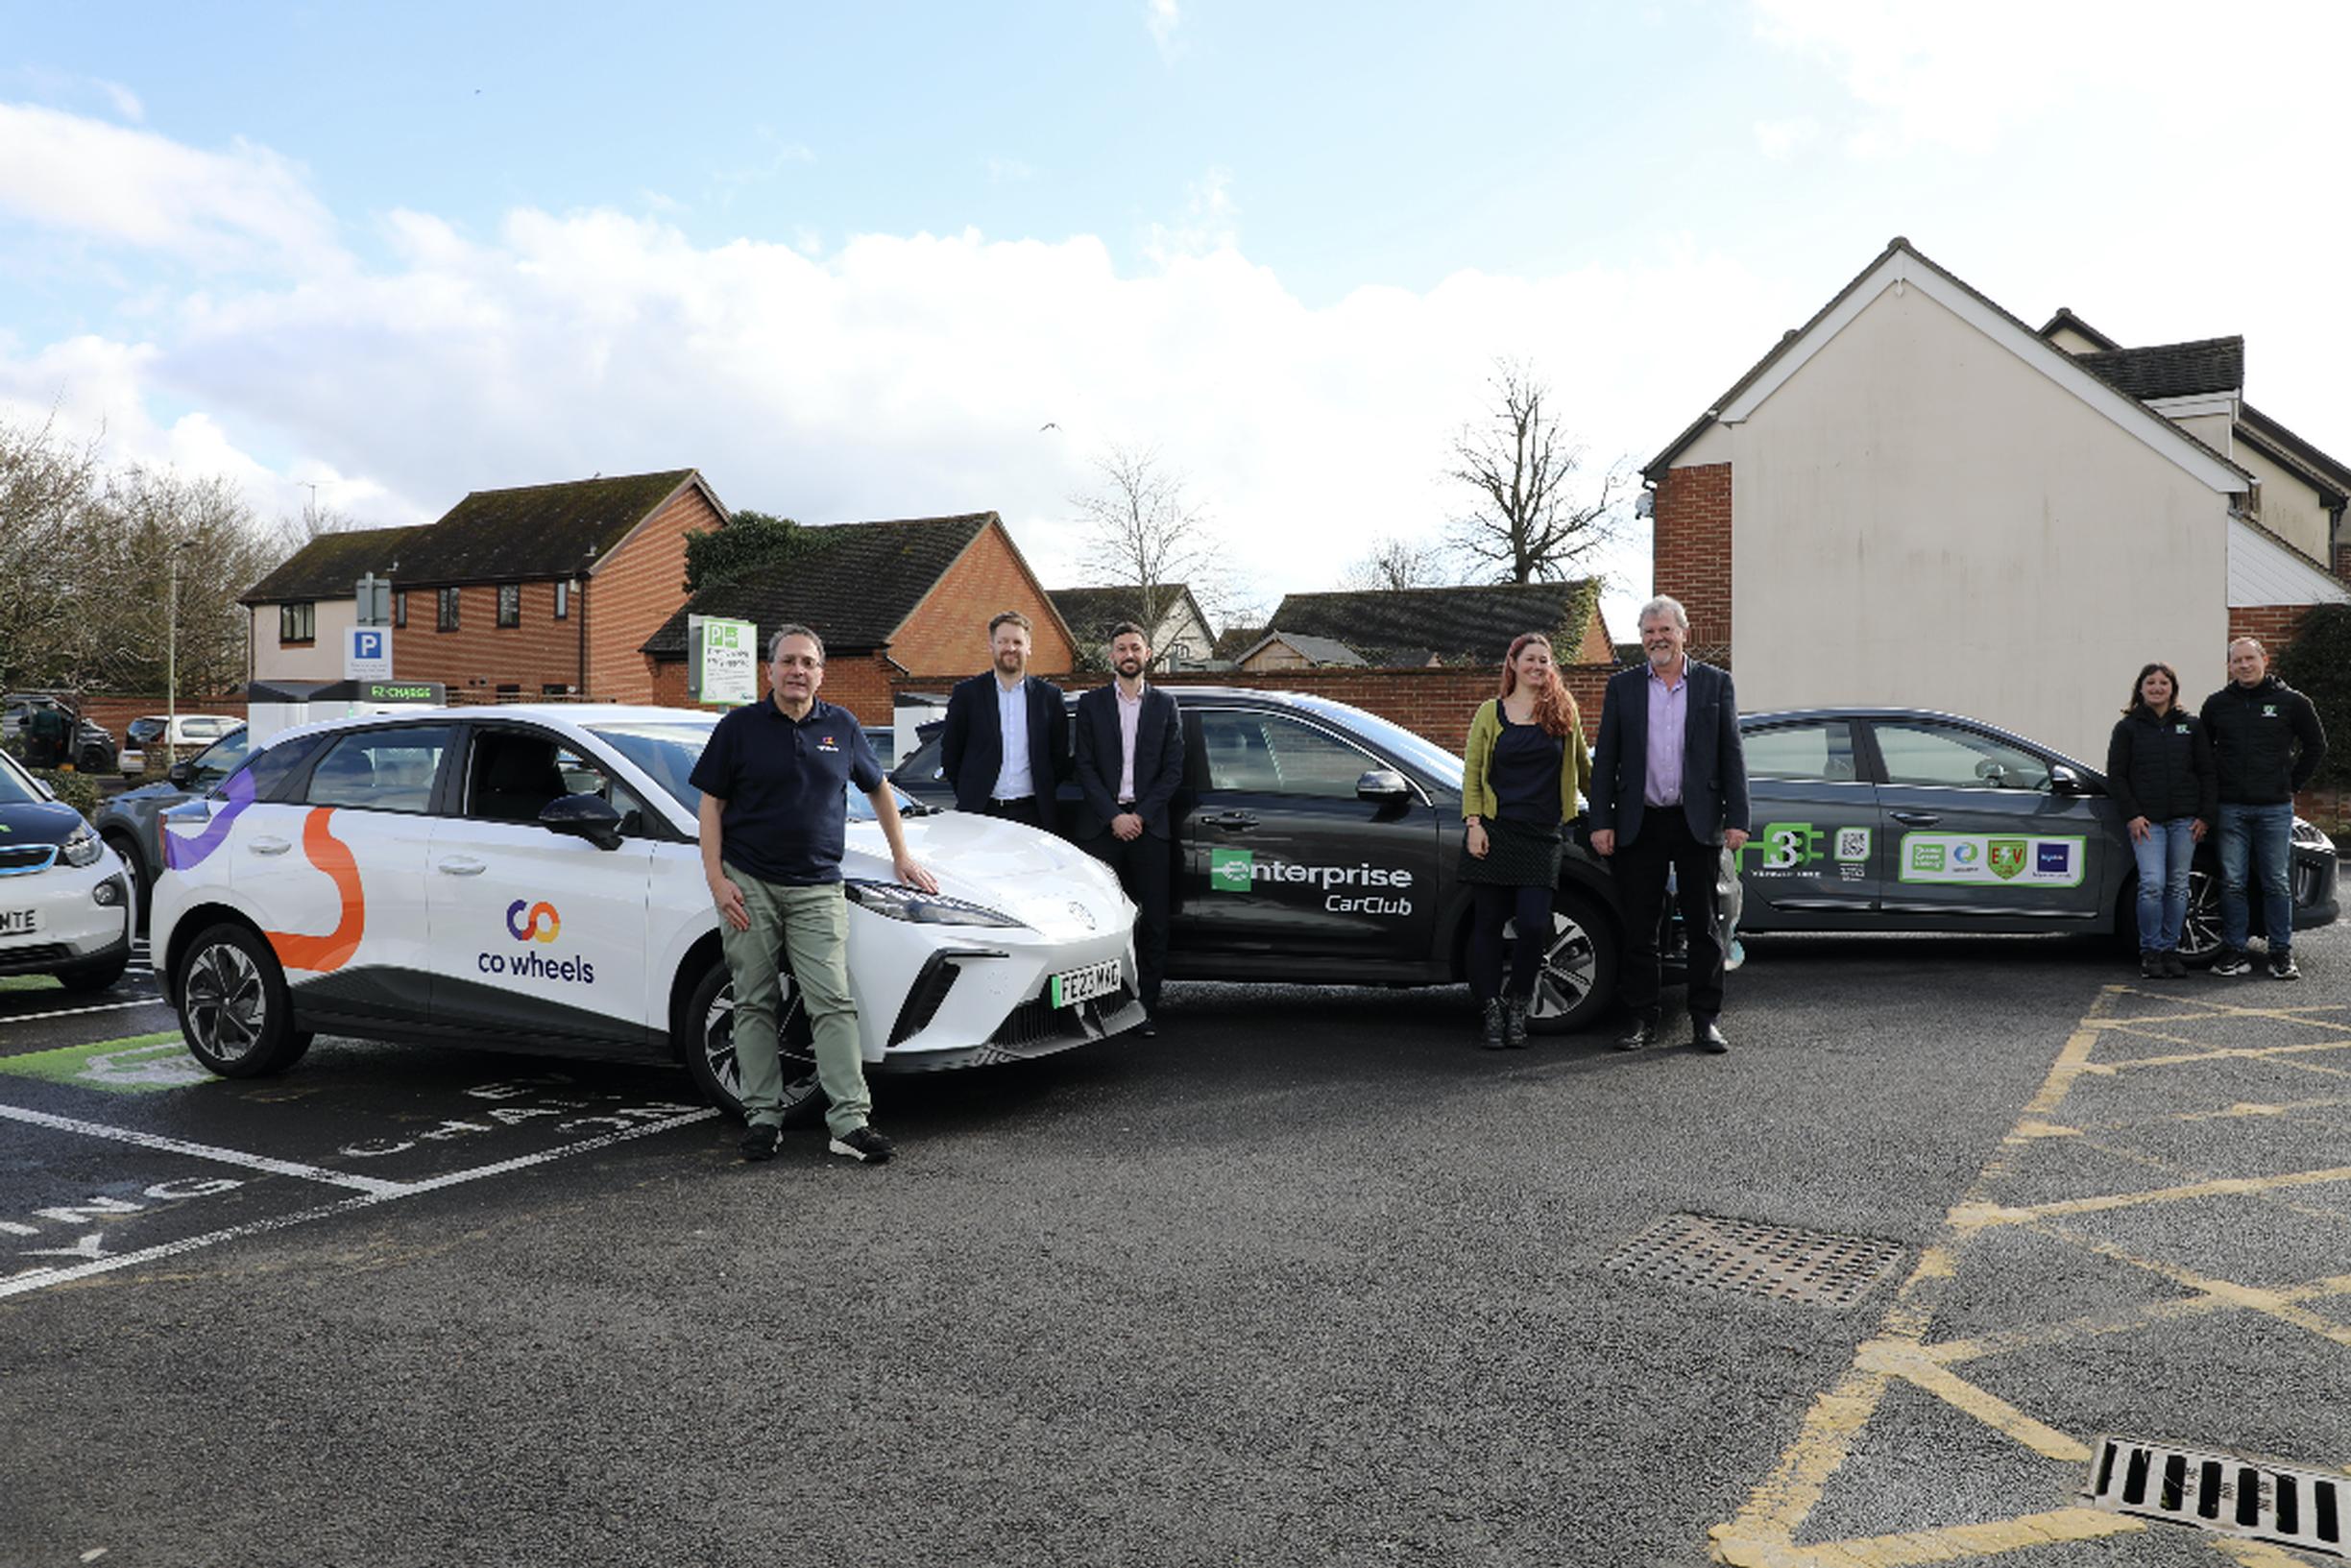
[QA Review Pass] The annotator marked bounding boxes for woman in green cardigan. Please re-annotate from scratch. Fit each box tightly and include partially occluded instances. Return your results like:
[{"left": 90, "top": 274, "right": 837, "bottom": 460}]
[{"left": 1461, "top": 631, "right": 1593, "bottom": 1048}]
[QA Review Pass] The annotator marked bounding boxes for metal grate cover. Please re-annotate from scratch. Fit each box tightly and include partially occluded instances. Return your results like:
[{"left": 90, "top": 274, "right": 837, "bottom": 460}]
[
  {"left": 1604, "top": 1213, "right": 1904, "bottom": 1308},
  {"left": 2087, "top": 1435, "right": 2346, "bottom": 1557}
]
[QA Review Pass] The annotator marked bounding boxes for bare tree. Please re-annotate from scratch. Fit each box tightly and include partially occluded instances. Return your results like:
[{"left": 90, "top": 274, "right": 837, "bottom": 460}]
[
  {"left": 1069, "top": 443, "right": 1234, "bottom": 667},
  {"left": 1444, "top": 360, "right": 1628, "bottom": 583},
  {"left": 1340, "top": 534, "right": 1453, "bottom": 591},
  {"left": 0, "top": 413, "right": 106, "bottom": 695}
]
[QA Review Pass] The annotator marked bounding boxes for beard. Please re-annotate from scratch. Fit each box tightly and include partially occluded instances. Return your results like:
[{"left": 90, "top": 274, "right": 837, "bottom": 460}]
[
  {"left": 995, "top": 651, "right": 1025, "bottom": 675},
  {"left": 1115, "top": 656, "right": 1145, "bottom": 678}
]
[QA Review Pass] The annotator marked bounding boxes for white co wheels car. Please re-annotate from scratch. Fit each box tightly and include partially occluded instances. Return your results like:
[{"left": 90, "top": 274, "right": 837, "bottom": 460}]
[
  {"left": 0, "top": 747, "right": 133, "bottom": 991},
  {"left": 152, "top": 706, "right": 1144, "bottom": 1119}
]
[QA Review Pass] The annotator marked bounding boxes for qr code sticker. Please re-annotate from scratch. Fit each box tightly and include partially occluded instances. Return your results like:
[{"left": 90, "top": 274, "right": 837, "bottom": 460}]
[{"left": 1834, "top": 827, "right": 1872, "bottom": 862}]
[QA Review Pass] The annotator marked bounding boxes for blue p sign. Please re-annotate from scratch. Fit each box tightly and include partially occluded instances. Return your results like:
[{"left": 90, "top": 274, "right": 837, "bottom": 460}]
[{"left": 354, "top": 631, "right": 384, "bottom": 660}]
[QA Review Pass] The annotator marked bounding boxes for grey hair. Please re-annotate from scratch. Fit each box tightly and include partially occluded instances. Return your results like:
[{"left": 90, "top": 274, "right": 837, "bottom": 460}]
[
  {"left": 767, "top": 624, "right": 825, "bottom": 663},
  {"left": 1636, "top": 595, "right": 1690, "bottom": 633}
]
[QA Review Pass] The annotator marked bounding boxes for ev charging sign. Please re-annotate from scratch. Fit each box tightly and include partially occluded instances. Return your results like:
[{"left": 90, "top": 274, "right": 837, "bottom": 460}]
[{"left": 344, "top": 627, "right": 393, "bottom": 681}]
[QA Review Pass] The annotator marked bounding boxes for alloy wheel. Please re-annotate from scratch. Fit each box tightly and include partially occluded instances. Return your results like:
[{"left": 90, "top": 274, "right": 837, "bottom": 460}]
[{"left": 184, "top": 941, "right": 266, "bottom": 1064}]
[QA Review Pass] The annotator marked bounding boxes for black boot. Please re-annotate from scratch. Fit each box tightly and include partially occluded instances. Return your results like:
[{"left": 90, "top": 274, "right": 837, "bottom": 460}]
[
  {"left": 1478, "top": 998, "right": 1506, "bottom": 1049},
  {"left": 1502, "top": 992, "right": 1531, "bottom": 1048}
]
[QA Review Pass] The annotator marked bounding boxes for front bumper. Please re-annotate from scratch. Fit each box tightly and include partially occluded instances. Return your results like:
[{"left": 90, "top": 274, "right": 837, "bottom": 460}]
[
  {"left": 0, "top": 865, "right": 133, "bottom": 976},
  {"left": 2290, "top": 843, "right": 2339, "bottom": 930}
]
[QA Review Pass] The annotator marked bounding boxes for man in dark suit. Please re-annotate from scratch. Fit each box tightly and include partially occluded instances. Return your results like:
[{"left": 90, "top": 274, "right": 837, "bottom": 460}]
[
  {"left": 1073, "top": 621, "right": 1186, "bottom": 1035},
  {"left": 1588, "top": 594, "right": 1751, "bottom": 1054},
  {"left": 939, "top": 610, "right": 1069, "bottom": 831}
]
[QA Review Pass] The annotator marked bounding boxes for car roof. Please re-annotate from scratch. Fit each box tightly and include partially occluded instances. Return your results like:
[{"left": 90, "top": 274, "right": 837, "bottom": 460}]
[{"left": 261, "top": 703, "right": 721, "bottom": 748}]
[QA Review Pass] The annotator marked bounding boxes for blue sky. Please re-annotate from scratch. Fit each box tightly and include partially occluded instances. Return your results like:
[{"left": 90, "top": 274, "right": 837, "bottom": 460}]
[{"left": 3, "top": 1, "right": 2346, "bottom": 635}]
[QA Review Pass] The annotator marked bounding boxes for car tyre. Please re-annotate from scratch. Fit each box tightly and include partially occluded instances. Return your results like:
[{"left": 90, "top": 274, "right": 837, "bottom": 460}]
[
  {"left": 1521, "top": 887, "right": 1620, "bottom": 1035},
  {"left": 175, "top": 923, "right": 309, "bottom": 1077},
  {"left": 2175, "top": 868, "right": 2222, "bottom": 966},
  {"left": 678, "top": 953, "right": 825, "bottom": 1128},
  {"left": 58, "top": 951, "right": 130, "bottom": 992}
]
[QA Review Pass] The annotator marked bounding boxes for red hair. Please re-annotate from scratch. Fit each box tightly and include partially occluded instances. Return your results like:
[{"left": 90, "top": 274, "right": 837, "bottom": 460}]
[{"left": 1499, "top": 633, "right": 1576, "bottom": 738}]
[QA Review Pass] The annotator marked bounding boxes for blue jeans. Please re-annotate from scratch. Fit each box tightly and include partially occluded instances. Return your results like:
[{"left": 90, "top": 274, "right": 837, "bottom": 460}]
[
  {"left": 2217, "top": 802, "right": 2294, "bottom": 954},
  {"left": 2131, "top": 818, "right": 2198, "bottom": 952}
]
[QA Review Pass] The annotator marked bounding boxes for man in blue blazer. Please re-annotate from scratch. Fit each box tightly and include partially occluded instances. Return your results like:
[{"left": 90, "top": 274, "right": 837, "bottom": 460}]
[
  {"left": 1073, "top": 621, "right": 1186, "bottom": 1034},
  {"left": 939, "top": 610, "right": 1070, "bottom": 831},
  {"left": 1588, "top": 595, "right": 1751, "bottom": 1053}
]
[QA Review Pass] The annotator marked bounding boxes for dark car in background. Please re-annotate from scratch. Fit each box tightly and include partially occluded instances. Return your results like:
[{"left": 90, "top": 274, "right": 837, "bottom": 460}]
[
  {"left": 893, "top": 693, "right": 2339, "bottom": 1032},
  {"left": 92, "top": 722, "right": 249, "bottom": 928},
  {"left": 2, "top": 694, "right": 117, "bottom": 774}
]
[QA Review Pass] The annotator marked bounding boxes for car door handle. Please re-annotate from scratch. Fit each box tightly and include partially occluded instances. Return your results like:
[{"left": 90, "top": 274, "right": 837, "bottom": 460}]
[
  {"left": 1890, "top": 811, "right": 1941, "bottom": 827},
  {"left": 1200, "top": 811, "right": 1257, "bottom": 831},
  {"left": 250, "top": 836, "right": 292, "bottom": 856},
  {"left": 437, "top": 856, "right": 488, "bottom": 877}
]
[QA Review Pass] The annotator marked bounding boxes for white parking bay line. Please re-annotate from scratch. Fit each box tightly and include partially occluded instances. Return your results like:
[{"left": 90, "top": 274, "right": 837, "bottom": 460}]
[
  {"left": 0, "top": 998, "right": 172, "bottom": 1025},
  {"left": 0, "top": 1103, "right": 406, "bottom": 1195},
  {"left": 0, "top": 1103, "right": 720, "bottom": 1300}
]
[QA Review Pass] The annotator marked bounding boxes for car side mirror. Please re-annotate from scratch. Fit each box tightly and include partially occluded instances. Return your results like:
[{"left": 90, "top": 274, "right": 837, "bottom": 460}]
[
  {"left": 2048, "top": 764, "right": 2091, "bottom": 796},
  {"left": 540, "top": 792, "right": 624, "bottom": 851},
  {"left": 167, "top": 761, "right": 193, "bottom": 788},
  {"left": 1356, "top": 767, "right": 1411, "bottom": 802}
]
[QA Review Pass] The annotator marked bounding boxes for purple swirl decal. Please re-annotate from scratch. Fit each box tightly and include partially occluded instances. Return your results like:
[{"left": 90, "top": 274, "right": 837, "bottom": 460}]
[{"left": 162, "top": 768, "right": 258, "bottom": 872}]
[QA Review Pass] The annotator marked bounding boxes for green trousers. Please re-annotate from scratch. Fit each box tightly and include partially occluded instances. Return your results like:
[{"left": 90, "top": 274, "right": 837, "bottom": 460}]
[{"left": 719, "top": 865, "right": 869, "bottom": 1137}]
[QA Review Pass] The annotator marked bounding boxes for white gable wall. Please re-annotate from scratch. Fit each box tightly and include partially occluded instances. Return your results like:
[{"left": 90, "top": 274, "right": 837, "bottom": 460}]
[
  {"left": 2237, "top": 443, "right": 2338, "bottom": 563},
  {"left": 1722, "top": 280, "right": 2231, "bottom": 763}
]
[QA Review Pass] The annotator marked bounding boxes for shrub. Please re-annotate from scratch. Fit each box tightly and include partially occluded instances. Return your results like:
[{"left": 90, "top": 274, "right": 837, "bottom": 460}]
[{"left": 2275, "top": 603, "right": 2351, "bottom": 790}]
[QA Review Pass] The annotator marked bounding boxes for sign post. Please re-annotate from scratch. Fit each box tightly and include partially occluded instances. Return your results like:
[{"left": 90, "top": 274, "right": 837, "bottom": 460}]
[
  {"left": 688, "top": 616, "right": 758, "bottom": 707},
  {"left": 344, "top": 627, "right": 393, "bottom": 682}
]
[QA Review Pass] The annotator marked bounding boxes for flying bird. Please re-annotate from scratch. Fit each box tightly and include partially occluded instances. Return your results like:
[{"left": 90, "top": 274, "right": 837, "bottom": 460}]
[{"left": 1039, "top": 422, "right": 1059, "bottom": 432}]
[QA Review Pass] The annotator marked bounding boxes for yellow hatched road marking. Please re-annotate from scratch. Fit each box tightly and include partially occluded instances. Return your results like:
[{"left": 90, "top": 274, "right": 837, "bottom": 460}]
[
  {"left": 1713, "top": 1508, "right": 2145, "bottom": 1566},
  {"left": 1961, "top": 1166, "right": 2351, "bottom": 1226}
]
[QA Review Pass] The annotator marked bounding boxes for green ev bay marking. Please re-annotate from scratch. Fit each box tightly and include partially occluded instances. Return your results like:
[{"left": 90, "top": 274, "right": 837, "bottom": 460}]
[
  {"left": 1210, "top": 848, "right": 1254, "bottom": 893},
  {"left": 0, "top": 1032, "right": 206, "bottom": 1095}
]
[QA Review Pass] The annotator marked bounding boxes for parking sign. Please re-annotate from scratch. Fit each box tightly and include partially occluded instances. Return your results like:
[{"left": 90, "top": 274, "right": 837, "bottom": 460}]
[{"left": 344, "top": 627, "right": 393, "bottom": 680}]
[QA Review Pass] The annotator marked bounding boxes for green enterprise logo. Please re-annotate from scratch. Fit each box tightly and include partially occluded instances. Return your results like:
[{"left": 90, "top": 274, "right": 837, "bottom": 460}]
[{"left": 1210, "top": 848, "right": 1253, "bottom": 892}]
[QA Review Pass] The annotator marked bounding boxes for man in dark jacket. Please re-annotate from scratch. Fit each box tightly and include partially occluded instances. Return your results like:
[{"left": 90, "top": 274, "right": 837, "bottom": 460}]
[
  {"left": 939, "top": 611, "right": 1069, "bottom": 831},
  {"left": 2199, "top": 638, "right": 2327, "bottom": 979},
  {"left": 1588, "top": 595, "right": 1750, "bottom": 1053},
  {"left": 1073, "top": 622, "right": 1185, "bottom": 1033}
]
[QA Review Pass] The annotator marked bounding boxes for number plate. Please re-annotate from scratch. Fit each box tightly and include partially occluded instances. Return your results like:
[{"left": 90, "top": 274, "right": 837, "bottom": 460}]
[
  {"left": 1048, "top": 959, "right": 1121, "bottom": 1009},
  {"left": 0, "top": 908, "right": 39, "bottom": 937}
]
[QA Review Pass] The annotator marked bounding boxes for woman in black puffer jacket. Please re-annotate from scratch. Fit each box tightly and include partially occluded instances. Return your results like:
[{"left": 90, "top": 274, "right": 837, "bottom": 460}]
[{"left": 2106, "top": 662, "right": 2217, "bottom": 977}]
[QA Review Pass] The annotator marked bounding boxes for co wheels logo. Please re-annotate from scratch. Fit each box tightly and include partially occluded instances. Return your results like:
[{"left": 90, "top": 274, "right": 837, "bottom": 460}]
[{"left": 506, "top": 899, "right": 561, "bottom": 943}]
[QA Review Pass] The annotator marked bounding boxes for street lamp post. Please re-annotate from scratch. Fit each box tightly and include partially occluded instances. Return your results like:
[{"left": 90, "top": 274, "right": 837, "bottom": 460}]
[{"left": 165, "top": 538, "right": 196, "bottom": 770}]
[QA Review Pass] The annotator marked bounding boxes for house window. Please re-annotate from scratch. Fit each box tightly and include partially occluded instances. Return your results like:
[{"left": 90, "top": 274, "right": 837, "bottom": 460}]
[
  {"left": 553, "top": 581, "right": 570, "bottom": 620},
  {"left": 495, "top": 683, "right": 521, "bottom": 701},
  {"left": 497, "top": 583, "right": 521, "bottom": 628},
  {"left": 541, "top": 683, "right": 572, "bottom": 697},
  {"left": 279, "top": 601, "right": 316, "bottom": 643},
  {"left": 437, "top": 588, "right": 461, "bottom": 632},
  {"left": 394, "top": 591, "right": 407, "bottom": 630}
]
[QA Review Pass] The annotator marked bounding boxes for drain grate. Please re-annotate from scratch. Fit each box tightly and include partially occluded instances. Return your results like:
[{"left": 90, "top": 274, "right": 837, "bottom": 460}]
[
  {"left": 2087, "top": 1435, "right": 2346, "bottom": 1556},
  {"left": 1603, "top": 1213, "right": 1904, "bottom": 1308}
]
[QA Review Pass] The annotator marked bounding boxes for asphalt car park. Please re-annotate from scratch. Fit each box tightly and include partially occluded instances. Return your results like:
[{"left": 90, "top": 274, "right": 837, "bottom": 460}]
[{"left": 6, "top": 918, "right": 2349, "bottom": 1565}]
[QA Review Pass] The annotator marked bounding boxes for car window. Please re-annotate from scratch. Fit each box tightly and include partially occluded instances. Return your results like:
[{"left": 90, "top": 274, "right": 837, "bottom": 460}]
[
  {"left": 464, "top": 728, "right": 652, "bottom": 835},
  {"left": 213, "top": 734, "right": 327, "bottom": 804},
  {"left": 1743, "top": 720, "right": 1861, "bottom": 783},
  {"left": 895, "top": 730, "right": 944, "bottom": 784},
  {"left": 1198, "top": 711, "right": 1377, "bottom": 799},
  {"left": 186, "top": 729, "right": 251, "bottom": 791},
  {"left": 1288, "top": 695, "right": 1465, "bottom": 789},
  {"left": 0, "top": 752, "right": 40, "bottom": 807},
  {"left": 1874, "top": 722, "right": 2051, "bottom": 791},
  {"left": 303, "top": 727, "right": 451, "bottom": 813}
]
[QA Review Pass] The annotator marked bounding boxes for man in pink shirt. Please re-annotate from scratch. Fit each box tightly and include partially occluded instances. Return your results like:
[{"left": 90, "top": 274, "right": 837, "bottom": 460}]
[{"left": 1072, "top": 622, "right": 1186, "bottom": 1034}]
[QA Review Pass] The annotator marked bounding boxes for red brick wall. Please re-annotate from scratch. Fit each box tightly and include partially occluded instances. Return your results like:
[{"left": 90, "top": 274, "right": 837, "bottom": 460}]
[
  {"left": 586, "top": 486, "right": 724, "bottom": 703},
  {"left": 391, "top": 581, "right": 585, "bottom": 698},
  {"left": 2227, "top": 605, "right": 2311, "bottom": 652},
  {"left": 74, "top": 694, "right": 248, "bottom": 755},
  {"left": 2335, "top": 543, "right": 2351, "bottom": 584},
  {"left": 1652, "top": 462, "right": 1733, "bottom": 665},
  {"left": 647, "top": 649, "right": 896, "bottom": 724},
  {"left": 883, "top": 663, "right": 1617, "bottom": 753},
  {"left": 887, "top": 521, "right": 1078, "bottom": 677}
]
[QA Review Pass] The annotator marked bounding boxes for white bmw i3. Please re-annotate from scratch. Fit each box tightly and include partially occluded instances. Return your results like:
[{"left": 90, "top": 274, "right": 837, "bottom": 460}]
[{"left": 152, "top": 705, "right": 1144, "bottom": 1121}]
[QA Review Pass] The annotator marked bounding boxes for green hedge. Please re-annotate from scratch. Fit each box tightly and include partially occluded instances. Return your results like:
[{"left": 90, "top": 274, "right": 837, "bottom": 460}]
[{"left": 2276, "top": 603, "right": 2351, "bottom": 790}]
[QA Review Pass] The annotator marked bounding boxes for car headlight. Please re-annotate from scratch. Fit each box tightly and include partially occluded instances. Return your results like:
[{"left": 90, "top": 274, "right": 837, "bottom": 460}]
[
  {"left": 2290, "top": 817, "right": 2336, "bottom": 853},
  {"left": 61, "top": 827, "right": 101, "bottom": 868},
  {"left": 843, "top": 879, "right": 1027, "bottom": 929}
]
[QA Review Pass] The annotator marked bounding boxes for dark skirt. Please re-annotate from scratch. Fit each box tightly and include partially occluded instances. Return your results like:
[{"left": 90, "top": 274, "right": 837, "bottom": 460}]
[{"left": 1459, "top": 814, "right": 1563, "bottom": 888}]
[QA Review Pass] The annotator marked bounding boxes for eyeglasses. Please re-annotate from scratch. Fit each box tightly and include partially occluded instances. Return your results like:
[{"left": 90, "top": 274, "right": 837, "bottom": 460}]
[{"left": 772, "top": 654, "right": 823, "bottom": 670}]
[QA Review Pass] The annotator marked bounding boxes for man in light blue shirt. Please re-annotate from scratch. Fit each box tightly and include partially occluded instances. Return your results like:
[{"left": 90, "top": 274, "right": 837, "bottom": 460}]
[{"left": 940, "top": 610, "right": 1069, "bottom": 831}]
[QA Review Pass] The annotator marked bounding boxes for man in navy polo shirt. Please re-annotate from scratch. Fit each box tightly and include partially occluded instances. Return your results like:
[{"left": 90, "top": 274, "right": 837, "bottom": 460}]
[{"left": 691, "top": 624, "right": 937, "bottom": 1164}]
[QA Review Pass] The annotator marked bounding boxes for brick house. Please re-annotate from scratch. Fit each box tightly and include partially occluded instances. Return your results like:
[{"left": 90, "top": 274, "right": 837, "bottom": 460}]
[
  {"left": 241, "top": 524, "right": 423, "bottom": 684},
  {"left": 1049, "top": 583, "right": 1217, "bottom": 669},
  {"left": 1642, "top": 236, "right": 2349, "bottom": 763},
  {"left": 642, "top": 512, "right": 1077, "bottom": 722},
  {"left": 240, "top": 469, "right": 727, "bottom": 705},
  {"left": 1247, "top": 580, "right": 1615, "bottom": 668}
]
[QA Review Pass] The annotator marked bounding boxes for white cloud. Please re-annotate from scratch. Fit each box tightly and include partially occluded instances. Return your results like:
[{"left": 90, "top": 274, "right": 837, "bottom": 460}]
[
  {"left": 1752, "top": 115, "right": 1818, "bottom": 160},
  {"left": 94, "top": 78, "right": 143, "bottom": 123},
  {"left": 0, "top": 102, "right": 340, "bottom": 273},
  {"left": 1146, "top": 0, "right": 1183, "bottom": 60},
  {"left": 1143, "top": 167, "right": 1238, "bottom": 265}
]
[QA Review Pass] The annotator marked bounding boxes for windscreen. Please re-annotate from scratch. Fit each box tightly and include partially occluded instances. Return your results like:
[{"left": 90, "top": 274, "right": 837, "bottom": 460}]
[{"left": 589, "top": 720, "right": 917, "bottom": 822}]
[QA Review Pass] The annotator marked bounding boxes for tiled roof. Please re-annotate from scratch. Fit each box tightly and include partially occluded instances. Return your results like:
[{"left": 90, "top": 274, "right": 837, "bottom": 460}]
[
  {"left": 1243, "top": 631, "right": 1368, "bottom": 666},
  {"left": 642, "top": 513, "right": 994, "bottom": 657},
  {"left": 2073, "top": 338, "right": 2243, "bottom": 401},
  {"left": 1212, "top": 625, "right": 1264, "bottom": 661},
  {"left": 240, "top": 524, "right": 425, "bottom": 605},
  {"left": 1259, "top": 580, "right": 1603, "bottom": 665},
  {"left": 394, "top": 470, "right": 707, "bottom": 586}
]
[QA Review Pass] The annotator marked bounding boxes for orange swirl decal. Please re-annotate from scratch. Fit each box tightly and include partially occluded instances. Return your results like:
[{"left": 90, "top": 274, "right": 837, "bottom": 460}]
[{"left": 265, "top": 808, "right": 365, "bottom": 974}]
